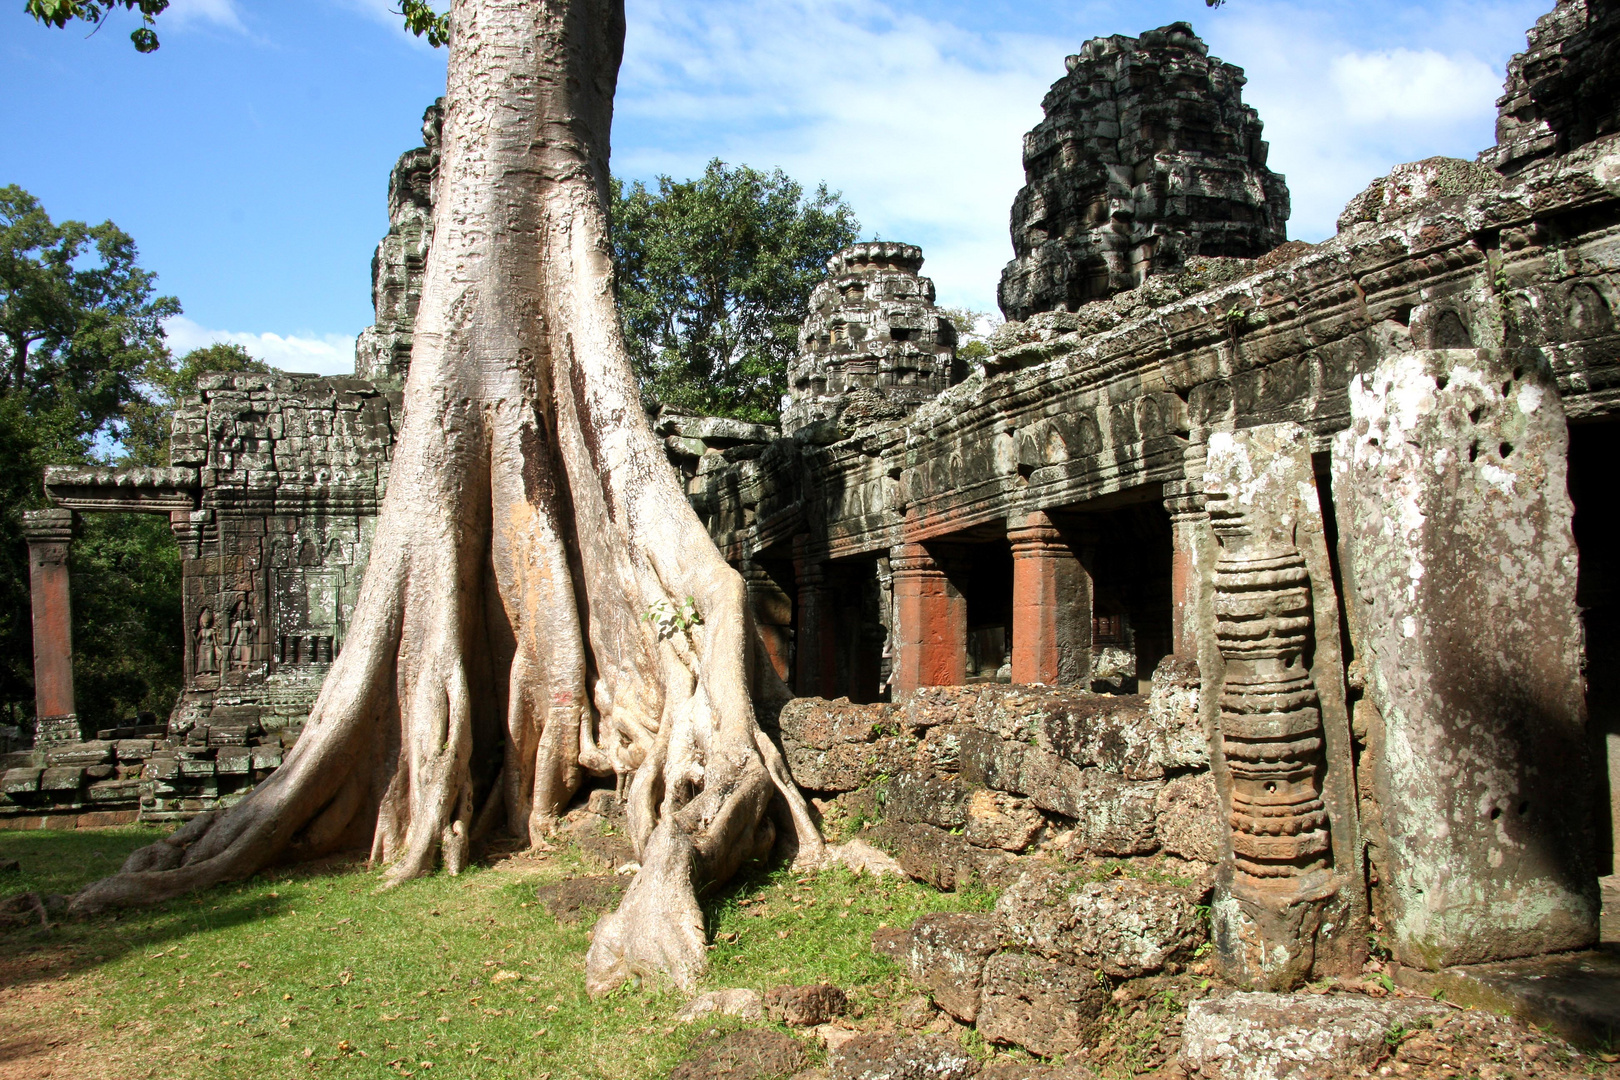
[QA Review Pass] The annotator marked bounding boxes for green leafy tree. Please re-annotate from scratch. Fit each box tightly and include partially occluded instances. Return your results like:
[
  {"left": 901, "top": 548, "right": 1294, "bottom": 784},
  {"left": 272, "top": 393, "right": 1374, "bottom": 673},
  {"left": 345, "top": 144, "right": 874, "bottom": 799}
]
[
  {"left": 937, "top": 306, "right": 999, "bottom": 368},
  {"left": 1, "top": 184, "right": 179, "bottom": 458},
  {"left": 612, "top": 161, "right": 859, "bottom": 423},
  {"left": 0, "top": 186, "right": 182, "bottom": 730}
]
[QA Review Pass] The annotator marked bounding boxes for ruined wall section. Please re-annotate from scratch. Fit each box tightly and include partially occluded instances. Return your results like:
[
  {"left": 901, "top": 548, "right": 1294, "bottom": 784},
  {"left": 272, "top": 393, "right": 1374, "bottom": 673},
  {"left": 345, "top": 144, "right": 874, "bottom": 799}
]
[
  {"left": 353, "top": 100, "right": 443, "bottom": 386},
  {"left": 998, "top": 22, "right": 1289, "bottom": 322},
  {"left": 156, "top": 371, "right": 397, "bottom": 819}
]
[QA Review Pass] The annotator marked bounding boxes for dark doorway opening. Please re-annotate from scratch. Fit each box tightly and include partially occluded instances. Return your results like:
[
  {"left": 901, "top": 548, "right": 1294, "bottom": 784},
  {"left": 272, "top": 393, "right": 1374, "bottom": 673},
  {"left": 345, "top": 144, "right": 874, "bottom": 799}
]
[{"left": 1569, "top": 419, "right": 1620, "bottom": 883}]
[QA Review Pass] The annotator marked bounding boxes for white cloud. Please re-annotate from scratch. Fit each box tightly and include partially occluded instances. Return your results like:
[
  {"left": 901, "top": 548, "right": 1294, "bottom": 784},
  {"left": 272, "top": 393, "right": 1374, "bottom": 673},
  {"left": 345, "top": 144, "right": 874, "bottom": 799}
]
[
  {"left": 164, "top": 315, "right": 356, "bottom": 377},
  {"left": 617, "top": 0, "right": 1063, "bottom": 314},
  {"left": 1330, "top": 49, "right": 1502, "bottom": 126},
  {"left": 162, "top": 0, "right": 247, "bottom": 33},
  {"left": 1201, "top": 6, "right": 1515, "bottom": 242}
]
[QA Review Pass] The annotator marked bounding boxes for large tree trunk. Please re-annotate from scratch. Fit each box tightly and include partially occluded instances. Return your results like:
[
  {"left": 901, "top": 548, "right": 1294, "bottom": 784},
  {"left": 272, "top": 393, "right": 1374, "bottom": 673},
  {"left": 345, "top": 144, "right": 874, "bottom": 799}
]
[{"left": 70, "top": 0, "right": 822, "bottom": 996}]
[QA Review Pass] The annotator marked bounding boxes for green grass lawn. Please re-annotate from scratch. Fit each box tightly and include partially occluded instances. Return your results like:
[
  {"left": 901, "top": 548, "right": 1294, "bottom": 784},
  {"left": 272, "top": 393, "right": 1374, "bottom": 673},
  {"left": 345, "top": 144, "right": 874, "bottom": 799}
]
[{"left": 0, "top": 826, "right": 994, "bottom": 1080}]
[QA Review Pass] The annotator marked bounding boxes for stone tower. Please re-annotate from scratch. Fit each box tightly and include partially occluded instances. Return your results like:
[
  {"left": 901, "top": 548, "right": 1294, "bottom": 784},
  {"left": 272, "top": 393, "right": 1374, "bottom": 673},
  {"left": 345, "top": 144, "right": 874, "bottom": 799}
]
[
  {"left": 353, "top": 99, "right": 443, "bottom": 386},
  {"left": 997, "top": 22, "right": 1289, "bottom": 321},
  {"left": 782, "top": 242, "right": 961, "bottom": 437}
]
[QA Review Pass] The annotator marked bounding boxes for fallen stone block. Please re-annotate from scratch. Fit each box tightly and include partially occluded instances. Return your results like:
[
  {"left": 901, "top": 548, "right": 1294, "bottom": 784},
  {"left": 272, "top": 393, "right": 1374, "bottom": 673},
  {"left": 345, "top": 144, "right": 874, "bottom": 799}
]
[
  {"left": 1154, "top": 772, "right": 1221, "bottom": 864},
  {"left": 674, "top": 988, "right": 763, "bottom": 1023},
  {"left": 996, "top": 867, "right": 1205, "bottom": 977},
  {"left": 764, "top": 983, "right": 848, "bottom": 1027},
  {"left": 977, "top": 950, "right": 1107, "bottom": 1058},
  {"left": 1, "top": 768, "right": 41, "bottom": 795},
  {"left": 39, "top": 767, "right": 83, "bottom": 792},
  {"left": 866, "top": 821, "right": 1010, "bottom": 891},
  {"left": 904, "top": 912, "right": 1003, "bottom": 1021},
  {"left": 886, "top": 768, "right": 970, "bottom": 830},
  {"left": 1180, "top": 992, "right": 1450, "bottom": 1080},
  {"left": 963, "top": 790, "right": 1043, "bottom": 852},
  {"left": 826, "top": 839, "right": 905, "bottom": 878},
  {"left": 828, "top": 1033, "right": 980, "bottom": 1080},
  {"left": 669, "top": 1028, "right": 807, "bottom": 1080}
]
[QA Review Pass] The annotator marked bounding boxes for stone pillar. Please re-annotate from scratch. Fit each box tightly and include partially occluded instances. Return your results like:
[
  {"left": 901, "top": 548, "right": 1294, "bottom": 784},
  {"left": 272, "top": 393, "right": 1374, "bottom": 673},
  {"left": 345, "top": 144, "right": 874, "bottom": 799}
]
[
  {"left": 23, "top": 509, "right": 79, "bottom": 745},
  {"left": 742, "top": 562, "right": 793, "bottom": 684},
  {"left": 1332, "top": 349, "right": 1597, "bottom": 967},
  {"left": 793, "top": 541, "right": 840, "bottom": 698},
  {"left": 1164, "top": 452, "right": 1209, "bottom": 658},
  {"left": 1203, "top": 423, "right": 1364, "bottom": 990},
  {"left": 889, "top": 542, "right": 967, "bottom": 696},
  {"left": 1007, "top": 511, "right": 1090, "bottom": 686}
]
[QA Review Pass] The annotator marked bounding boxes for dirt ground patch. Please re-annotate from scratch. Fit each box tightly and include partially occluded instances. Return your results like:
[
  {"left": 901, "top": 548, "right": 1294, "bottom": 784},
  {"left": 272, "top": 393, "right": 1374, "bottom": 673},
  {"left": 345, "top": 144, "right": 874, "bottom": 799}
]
[{"left": 0, "top": 947, "right": 144, "bottom": 1080}]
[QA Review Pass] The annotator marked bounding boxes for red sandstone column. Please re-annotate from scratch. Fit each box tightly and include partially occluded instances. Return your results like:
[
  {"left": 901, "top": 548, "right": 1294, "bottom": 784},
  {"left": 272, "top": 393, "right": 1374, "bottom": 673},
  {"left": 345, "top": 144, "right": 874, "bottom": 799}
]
[
  {"left": 1008, "top": 511, "right": 1089, "bottom": 686},
  {"left": 793, "top": 541, "right": 840, "bottom": 698},
  {"left": 741, "top": 562, "right": 793, "bottom": 683},
  {"left": 889, "top": 542, "right": 967, "bottom": 696},
  {"left": 23, "top": 509, "right": 78, "bottom": 744}
]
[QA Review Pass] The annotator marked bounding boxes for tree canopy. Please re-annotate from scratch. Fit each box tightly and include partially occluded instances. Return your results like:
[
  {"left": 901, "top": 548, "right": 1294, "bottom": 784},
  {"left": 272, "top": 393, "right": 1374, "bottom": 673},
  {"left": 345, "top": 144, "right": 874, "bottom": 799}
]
[{"left": 612, "top": 161, "right": 859, "bottom": 423}]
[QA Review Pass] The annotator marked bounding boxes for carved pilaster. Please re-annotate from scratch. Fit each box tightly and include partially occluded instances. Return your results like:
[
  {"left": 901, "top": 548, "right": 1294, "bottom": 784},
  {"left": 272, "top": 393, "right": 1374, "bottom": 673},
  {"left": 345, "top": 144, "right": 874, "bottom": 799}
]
[{"left": 1201, "top": 424, "right": 1364, "bottom": 990}]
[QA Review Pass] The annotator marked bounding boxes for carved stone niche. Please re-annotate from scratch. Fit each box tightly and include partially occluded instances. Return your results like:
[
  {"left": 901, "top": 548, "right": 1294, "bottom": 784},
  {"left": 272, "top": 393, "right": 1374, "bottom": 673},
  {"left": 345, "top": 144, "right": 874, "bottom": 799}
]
[
  {"left": 1200, "top": 422, "right": 1365, "bottom": 990},
  {"left": 1331, "top": 349, "right": 1597, "bottom": 968}
]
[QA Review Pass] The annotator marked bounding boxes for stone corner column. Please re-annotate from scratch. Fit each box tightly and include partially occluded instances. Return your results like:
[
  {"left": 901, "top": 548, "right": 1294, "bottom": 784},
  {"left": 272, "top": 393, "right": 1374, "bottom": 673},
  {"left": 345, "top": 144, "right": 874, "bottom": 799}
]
[
  {"left": 792, "top": 539, "right": 839, "bottom": 699},
  {"left": 1007, "top": 511, "right": 1090, "bottom": 686},
  {"left": 1163, "top": 452, "right": 1210, "bottom": 661},
  {"left": 741, "top": 561, "right": 793, "bottom": 685},
  {"left": 22, "top": 508, "right": 79, "bottom": 745},
  {"left": 889, "top": 542, "right": 967, "bottom": 696}
]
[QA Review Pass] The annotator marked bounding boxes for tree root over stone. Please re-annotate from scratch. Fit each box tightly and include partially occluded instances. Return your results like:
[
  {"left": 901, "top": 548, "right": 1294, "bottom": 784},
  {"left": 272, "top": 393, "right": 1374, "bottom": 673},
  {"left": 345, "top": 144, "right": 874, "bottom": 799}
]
[{"left": 68, "top": 0, "right": 822, "bottom": 996}]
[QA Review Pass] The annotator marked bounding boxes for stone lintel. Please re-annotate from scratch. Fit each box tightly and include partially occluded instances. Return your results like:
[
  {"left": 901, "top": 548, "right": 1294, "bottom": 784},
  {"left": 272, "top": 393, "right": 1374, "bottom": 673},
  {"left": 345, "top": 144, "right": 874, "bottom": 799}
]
[{"left": 43, "top": 465, "right": 199, "bottom": 514}]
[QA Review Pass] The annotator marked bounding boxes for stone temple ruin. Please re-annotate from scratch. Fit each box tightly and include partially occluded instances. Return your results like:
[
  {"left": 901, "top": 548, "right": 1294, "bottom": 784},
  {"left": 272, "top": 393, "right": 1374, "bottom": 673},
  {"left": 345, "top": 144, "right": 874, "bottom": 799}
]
[{"left": 6, "top": 0, "right": 1620, "bottom": 1048}]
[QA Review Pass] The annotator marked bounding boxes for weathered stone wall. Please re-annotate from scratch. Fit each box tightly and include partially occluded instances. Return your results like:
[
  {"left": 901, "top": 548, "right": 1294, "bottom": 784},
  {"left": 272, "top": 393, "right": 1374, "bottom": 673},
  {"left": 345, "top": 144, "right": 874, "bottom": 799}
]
[{"left": 997, "top": 22, "right": 1288, "bottom": 320}]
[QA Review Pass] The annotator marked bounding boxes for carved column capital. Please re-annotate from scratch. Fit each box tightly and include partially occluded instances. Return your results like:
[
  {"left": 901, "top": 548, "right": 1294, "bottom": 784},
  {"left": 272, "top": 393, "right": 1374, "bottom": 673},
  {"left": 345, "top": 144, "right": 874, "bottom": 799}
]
[{"left": 21, "top": 508, "right": 76, "bottom": 547}]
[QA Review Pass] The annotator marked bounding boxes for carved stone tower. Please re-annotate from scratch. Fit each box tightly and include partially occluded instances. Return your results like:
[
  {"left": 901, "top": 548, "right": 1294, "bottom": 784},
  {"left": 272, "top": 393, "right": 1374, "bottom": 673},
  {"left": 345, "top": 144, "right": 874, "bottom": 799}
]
[
  {"left": 782, "top": 242, "right": 961, "bottom": 437},
  {"left": 354, "top": 99, "right": 443, "bottom": 386},
  {"left": 998, "top": 22, "right": 1289, "bottom": 320}
]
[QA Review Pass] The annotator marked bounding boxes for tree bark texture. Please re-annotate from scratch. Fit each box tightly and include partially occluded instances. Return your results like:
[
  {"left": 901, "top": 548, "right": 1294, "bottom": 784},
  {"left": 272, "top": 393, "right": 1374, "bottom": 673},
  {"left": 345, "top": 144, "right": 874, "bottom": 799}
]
[{"left": 70, "top": 0, "right": 822, "bottom": 996}]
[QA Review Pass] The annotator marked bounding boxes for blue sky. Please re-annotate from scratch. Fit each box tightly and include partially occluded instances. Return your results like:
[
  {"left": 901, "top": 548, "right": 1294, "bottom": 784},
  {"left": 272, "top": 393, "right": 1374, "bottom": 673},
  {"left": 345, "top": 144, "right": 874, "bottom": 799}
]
[{"left": 2, "top": 0, "right": 1550, "bottom": 374}]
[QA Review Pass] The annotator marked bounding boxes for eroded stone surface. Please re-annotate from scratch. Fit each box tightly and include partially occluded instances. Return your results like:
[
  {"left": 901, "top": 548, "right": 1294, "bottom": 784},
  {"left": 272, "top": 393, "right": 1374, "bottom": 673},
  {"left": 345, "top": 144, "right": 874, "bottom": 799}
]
[
  {"left": 828, "top": 1033, "right": 980, "bottom": 1080},
  {"left": 1179, "top": 992, "right": 1450, "bottom": 1080},
  {"left": 1332, "top": 349, "right": 1597, "bottom": 967},
  {"left": 995, "top": 868, "right": 1206, "bottom": 978}
]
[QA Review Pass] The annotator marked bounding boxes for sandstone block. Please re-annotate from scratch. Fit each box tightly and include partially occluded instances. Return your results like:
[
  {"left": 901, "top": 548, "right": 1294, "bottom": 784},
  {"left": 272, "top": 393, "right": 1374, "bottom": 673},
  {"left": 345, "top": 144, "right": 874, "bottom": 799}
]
[
  {"left": 1154, "top": 773, "right": 1222, "bottom": 863},
  {"left": 866, "top": 821, "right": 1009, "bottom": 891},
  {"left": 886, "top": 769, "right": 970, "bottom": 830},
  {"left": 903, "top": 912, "right": 1003, "bottom": 1021},
  {"left": 1, "top": 768, "right": 41, "bottom": 795},
  {"left": 670, "top": 1028, "right": 807, "bottom": 1080},
  {"left": 1332, "top": 349, "right": 1597, "bottom": 965},
  {"left": 764, "top": 983, "right": 848, "bottom": 1027},
  {"left": 1180, "top": 992, "right": 1449, "bottom": 1080},
  {"left": 996, "top": 868, "right": 1205, "bottom": 977},
  {"left": 976, "top": 951, "right": 1107, "bottom": 1058},
  {"left": 39, "top": 766, "right": 83, "bottom": 792},
  {"left": 828, "top": 1033, "right": 979, "bottom": 1080},
  {"left": 963, "top": 789, "right": 1043, "bottom": 852},
  {"left": 45, "top": 741, "right": 113, "bottom": 767}
]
